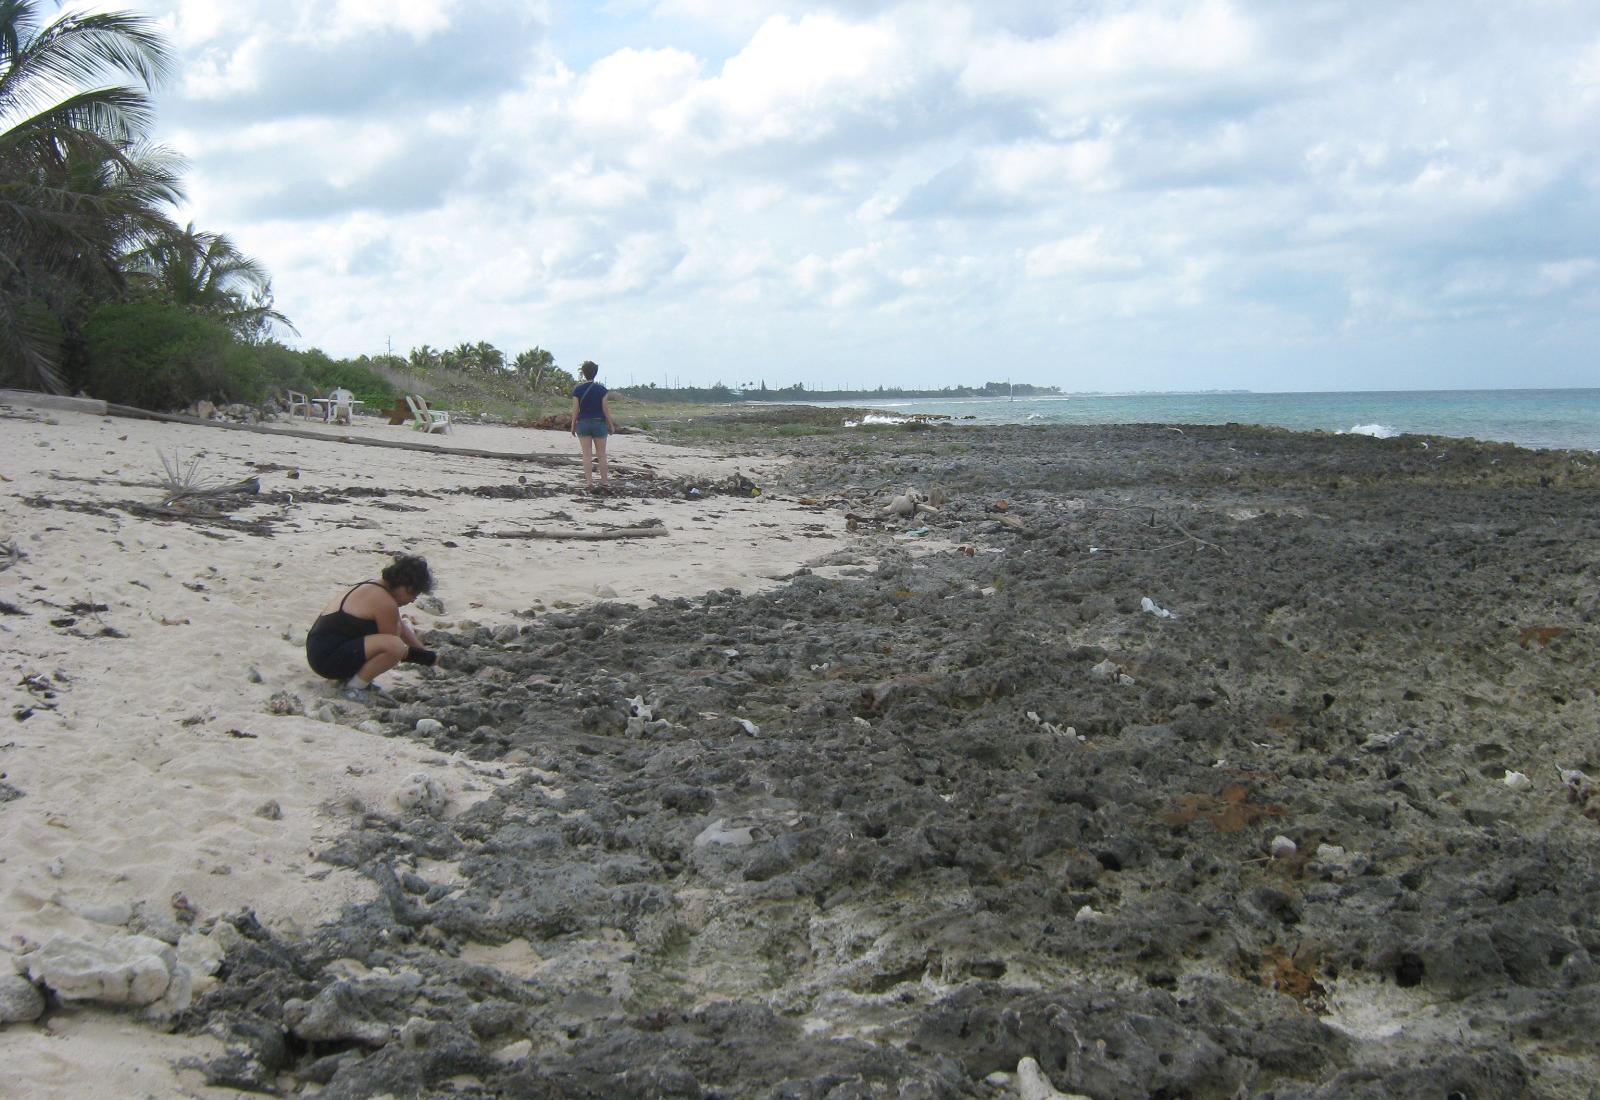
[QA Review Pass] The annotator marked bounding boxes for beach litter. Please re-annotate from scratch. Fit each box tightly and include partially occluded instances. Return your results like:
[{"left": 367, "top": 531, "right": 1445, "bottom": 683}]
[
  {"left": 1141, "top": 596, "right": 1177, "bottom": 618},
  {"left": 1502, "top": 770, "right": 1532, "bottom": 790},
  {"left": 883, "top": 488, "right": 937, "bottom": 518}
]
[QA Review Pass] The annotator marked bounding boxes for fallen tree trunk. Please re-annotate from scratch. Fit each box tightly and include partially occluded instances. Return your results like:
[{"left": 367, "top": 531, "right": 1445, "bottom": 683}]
[
  {"left": 477, "top": 525, "right": 669, "bottom": 541},
  {"left": 97, "top": 403, "right": 577, "bottom": 465}
]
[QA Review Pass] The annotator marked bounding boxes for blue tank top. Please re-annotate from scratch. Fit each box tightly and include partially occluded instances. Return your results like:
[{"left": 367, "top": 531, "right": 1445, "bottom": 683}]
[{"left": 573, "top": 381, "right": 607, "bottom": 420}]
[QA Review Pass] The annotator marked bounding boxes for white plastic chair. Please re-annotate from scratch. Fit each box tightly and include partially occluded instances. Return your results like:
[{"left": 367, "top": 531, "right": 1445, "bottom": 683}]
[
  {"left": 285, "top": 390, "right": 312, "bottom": 419},
  {"left": 326, "top": 387, "right": 356, "bottom": 425}
]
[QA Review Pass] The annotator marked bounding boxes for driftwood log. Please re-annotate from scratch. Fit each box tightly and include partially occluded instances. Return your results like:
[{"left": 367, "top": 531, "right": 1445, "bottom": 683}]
[
  {"left": 478, "top": 525, "right": 669, "bottom": 541},
  {"left": 98, "top": 403, "right": 578, "bottom": 465}
]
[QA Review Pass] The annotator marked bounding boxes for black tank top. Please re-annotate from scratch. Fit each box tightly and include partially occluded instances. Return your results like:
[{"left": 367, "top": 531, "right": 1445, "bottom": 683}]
[{"left": 308, "top": 582, "right": 384, "bottom": 639}]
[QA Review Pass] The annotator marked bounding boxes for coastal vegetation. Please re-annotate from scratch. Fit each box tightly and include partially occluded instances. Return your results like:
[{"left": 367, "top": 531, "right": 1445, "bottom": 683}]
[{"left": 0, "top": 3, "right": 1052, "bottom": 417}]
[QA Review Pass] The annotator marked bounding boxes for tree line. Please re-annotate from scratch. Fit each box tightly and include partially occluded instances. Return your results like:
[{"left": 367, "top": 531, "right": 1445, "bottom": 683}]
[{"left": 0, "top": 3, "right": 291, "bottom": 401}]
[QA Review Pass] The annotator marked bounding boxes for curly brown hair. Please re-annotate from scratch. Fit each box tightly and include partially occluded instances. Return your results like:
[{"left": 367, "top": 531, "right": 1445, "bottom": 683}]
[{"left": 381, "top": 554, "right": 434, "bottom": 595}]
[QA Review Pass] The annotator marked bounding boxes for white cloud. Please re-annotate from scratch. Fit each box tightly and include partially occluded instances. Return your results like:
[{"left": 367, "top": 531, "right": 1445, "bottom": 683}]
[
  {"left": 324, "top": 0, "right": 462, "bottom": 41},
  {"left": 961, "top": 1, "right": 1260, "bottom": 111},
  {"left": 1024, "top": 229, "right": 1143, "bottom": 280},
  {"left": 101, "top": 0, "right": 1600, "bottom": 390},
  {"left": 694, "top": 13, "right": 908, "bottom": 143},
  {"left": 570, "top": 46, "right": 701, "bottom": 141},
  {"left": 1537, "top": 258, "right": 1600, "bottom": 291}
]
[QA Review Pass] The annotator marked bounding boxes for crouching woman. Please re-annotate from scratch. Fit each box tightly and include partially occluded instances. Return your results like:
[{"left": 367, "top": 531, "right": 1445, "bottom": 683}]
[{"left": 306, "top": 554, "right": 439, "bottom": 699}]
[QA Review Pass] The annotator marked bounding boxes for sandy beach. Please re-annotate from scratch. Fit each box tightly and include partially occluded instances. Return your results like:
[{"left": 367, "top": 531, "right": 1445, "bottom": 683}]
[
  {"left": 4, "top": 402, "right": 1600, "bottom": 1099},
  {"left": 0, "top": 396, "right": 860, "bottom": 1096}
]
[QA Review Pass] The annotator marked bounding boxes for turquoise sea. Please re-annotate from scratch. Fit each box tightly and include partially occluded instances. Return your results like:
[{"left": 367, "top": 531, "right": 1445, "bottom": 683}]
[{"left": 812, "top": 389, "right": 1600, "bottom": 452}]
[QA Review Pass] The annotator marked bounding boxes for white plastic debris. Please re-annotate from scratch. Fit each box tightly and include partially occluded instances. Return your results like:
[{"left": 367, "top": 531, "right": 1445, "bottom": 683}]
[
  {"left": 1502, "top": 770, "right": 1532, "bottom": 791},
  {"left": 734, "top": 718, "right": 760, "bottom": 736},
  {"left": 1073, "top": 905, "right": 1103, "bottom": 923},
  {"left": 1557, "top": 767, "right": 1591, "bottom": 790},
  {"left": 1140, "top": 596, "right": 1176, "bottom": 619}
]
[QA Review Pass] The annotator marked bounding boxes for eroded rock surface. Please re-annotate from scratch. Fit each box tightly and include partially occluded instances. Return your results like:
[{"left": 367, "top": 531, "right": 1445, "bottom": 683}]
[{"left": 184, "top": 425, "right": 1600, "bottom": 1098}]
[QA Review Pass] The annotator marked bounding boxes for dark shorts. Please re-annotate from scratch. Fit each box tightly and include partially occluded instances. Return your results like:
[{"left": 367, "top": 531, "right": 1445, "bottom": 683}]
[
  {"left": 306, "top": 632, "right": 370, "bottom": 681},
  {"left": 575, "top": 418, "right": 610, "bottom": 438}
]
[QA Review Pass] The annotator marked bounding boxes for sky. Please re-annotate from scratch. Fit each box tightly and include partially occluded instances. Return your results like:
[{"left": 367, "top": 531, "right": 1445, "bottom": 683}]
[{"left": 89, "top": 0, "right": 1600, "bottom": 392}]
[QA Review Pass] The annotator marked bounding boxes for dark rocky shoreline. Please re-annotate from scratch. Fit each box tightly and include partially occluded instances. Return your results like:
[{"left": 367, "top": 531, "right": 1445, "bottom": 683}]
[{"left": 186, "top": 423, "right": 1600, "bottom": 1099}]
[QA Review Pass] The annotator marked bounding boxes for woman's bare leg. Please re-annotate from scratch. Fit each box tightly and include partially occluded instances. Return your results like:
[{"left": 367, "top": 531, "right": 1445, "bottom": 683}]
[
  {"left": 595, "top": 436, "right": 609, "bottom": 484},
  {"left": 579, "top": 435, "right": 595, "bottom": 487},
  {"left": 355, "top": 634, "right": 407, "bottom": 684}
]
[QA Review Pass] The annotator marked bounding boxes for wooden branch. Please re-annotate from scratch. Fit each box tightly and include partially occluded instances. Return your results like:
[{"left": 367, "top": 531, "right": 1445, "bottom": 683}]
[
  {"left": 98, "top": 403, "right": 578, "bottom": 465},
  {"left": 477, "top": 525, "right": 669, "bottom": 541}
]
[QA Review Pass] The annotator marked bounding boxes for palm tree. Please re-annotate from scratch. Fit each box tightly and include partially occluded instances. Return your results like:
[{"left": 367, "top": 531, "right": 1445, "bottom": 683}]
[
  {"left": 514, "top": 346, "right": 554, "bottom": 388},
  {"left": 123, "top": 222, "right": 296, "bottom": 341},
  {"left": 0, "top": 0, "right": 174, "bottom": 391}
]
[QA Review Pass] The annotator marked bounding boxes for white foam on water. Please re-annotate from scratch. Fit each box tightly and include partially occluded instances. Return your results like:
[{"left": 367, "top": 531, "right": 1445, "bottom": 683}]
[
  {"left": 1342, "top": 423, "right": 1400, "bottom": 438},
  {"left": 845, "top": 414, "right": 911, "bottom": 426}
]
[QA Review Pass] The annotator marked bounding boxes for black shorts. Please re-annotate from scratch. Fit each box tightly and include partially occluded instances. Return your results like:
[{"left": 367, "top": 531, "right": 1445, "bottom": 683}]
[{"left": 306, "top": 631, "right": 370, "bottom": 681}]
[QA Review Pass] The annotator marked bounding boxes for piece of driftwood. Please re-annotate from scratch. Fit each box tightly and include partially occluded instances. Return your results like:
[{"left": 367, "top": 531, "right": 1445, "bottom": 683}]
[
  {"left": 480, "top": 525, "right": 669, "bottom": 541},
  {"left": 99, "top": 403, "right": 577, "bottom": 465}
]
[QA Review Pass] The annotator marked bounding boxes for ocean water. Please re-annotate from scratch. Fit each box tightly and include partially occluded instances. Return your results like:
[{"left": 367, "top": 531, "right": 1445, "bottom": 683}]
[{"left": 812, "top": 389, "right": 1600, "bottom": 452}]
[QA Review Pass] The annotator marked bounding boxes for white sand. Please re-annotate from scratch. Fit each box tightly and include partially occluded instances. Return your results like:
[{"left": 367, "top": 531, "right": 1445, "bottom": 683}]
[{"left": 0, "top": 396, "right": 859, "bottom": 1096}]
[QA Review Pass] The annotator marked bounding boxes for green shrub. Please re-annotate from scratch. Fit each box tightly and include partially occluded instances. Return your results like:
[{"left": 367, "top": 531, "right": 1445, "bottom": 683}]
[
  {"left": 84, "top": 304, "right": 263, "bottom": 409},
  {"left": 298, "top": 350, "right": 393, "bottom": 407},
  {"left": 249, "top": 340, "right": 310, "bottom": 393}
]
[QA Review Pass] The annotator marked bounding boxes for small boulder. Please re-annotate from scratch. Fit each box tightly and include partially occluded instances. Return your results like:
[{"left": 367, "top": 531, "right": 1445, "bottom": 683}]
[
  {"left": 694, "top": 818, "right": 755, "bottom": 848},
  {"left": 396, "top": 773, "right": 447, "bottom": 817},
  {"left": 26, "top": 934, "right": 174, "bottom": 1006},
  {"left": 0, "top": 973, "right": 46, "bottom": 1023}
]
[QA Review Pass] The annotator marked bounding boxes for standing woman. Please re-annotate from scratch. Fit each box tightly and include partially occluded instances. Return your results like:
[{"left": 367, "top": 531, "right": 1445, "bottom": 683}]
[
  {"left": 306, "top": 554, "right": 438, "bottom": 700},
  {"left": 570, "top": 360, "right": 617, "bottom": 491}
]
